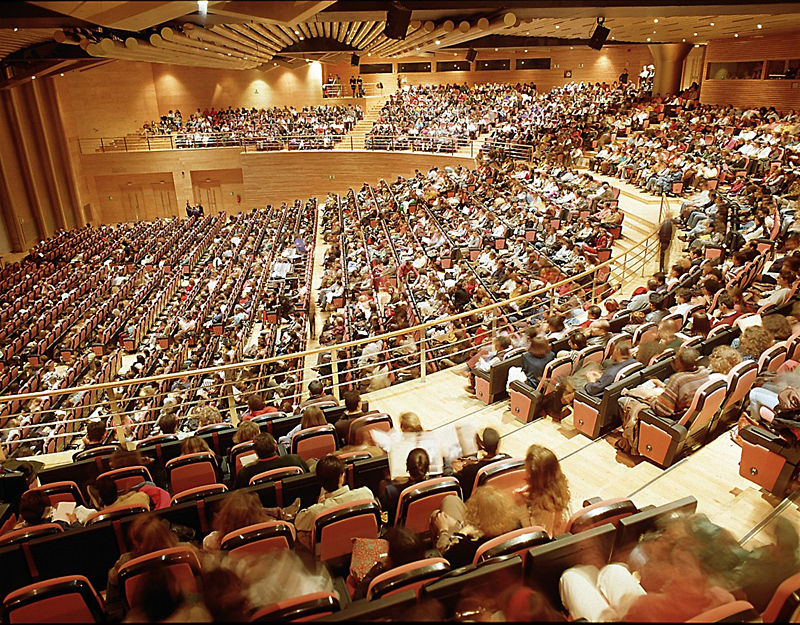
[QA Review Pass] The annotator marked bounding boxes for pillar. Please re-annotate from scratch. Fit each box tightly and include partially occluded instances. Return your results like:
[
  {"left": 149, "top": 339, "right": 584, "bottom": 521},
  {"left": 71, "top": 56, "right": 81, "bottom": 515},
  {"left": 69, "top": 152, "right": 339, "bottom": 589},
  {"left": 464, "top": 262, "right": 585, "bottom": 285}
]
[{"left": 648, "top": 43, "right": 693, "bottom": 97}]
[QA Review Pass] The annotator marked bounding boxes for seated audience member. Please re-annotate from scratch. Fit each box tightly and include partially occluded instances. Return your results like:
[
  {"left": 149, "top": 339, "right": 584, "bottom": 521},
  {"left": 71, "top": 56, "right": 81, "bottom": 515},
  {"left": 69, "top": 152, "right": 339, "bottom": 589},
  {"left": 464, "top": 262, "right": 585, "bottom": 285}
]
[
  {"left": 645, "top": 293, "right": 669, "bottom": 324},
  {"left": 351, "top": 527, "right": 426, "bottom": 600},
  {"left": 431, "top": 485, "right": 522, "bottom": 568},
  {"left": 294, "top": 455, "right": 374, "bottom": 532},
  {"left": 298, "top": 379, "right": 338, "bottom": 410},
  {"left": 378, "top": 448, "right": 431, "bottom": 524},
  {"left": 687, "top": 311, "right": 712, "bottom": 339},
  {"left": 452, "top": 427, "right": 509, "bottom": 499},
  {"left": 707, "top": 345, "right": 742, "bottom": 380},
  {"left": 670, "top": 288, "right": 694, "bottom": 317},
  {"left": 626, "top": 279, "right": 659, "bottom": 312},
  {"left": 636, "top": 319, "right": 683, "bottom": 366},
  {"left": 617, "top": 347, "right": 708, "bottom": 454},
  {"left": 586, "top": 319, "right": 612, "bottom": 348},
  {"left": 74, "top": 420, "right": 107, "bottom": 457},
  {"left": 87, "top": 476, "right": 152, "bottom": 513},
  {"left": 156, "top": 412, "right": 183, "bottom": 438},
  {"left": 204, "top": 490, "right": 300, "bottom": 550},
  {"left": 584, "top": 340, "right": 637, "bottom": 397},
  {"left": 465, "top": 335, "right": 514, "bottom": 393},
  {"left": 516, "top": 444, "right": 572, "bottom": 536},
  {"left": 105, "top": 515, "right": 196, "bottom": 621},
  {"left": 279, "top": 405, "right": 328, "bottom": 448},
  {"left": 737, "top": 325, "right": 775, "bottom": 361},
  {"left": 712, "top": 291, "right": 743, "bottom": 326},
  {"left": 192, "top": 404, "right": 225, "bottom": 433},
  {"left": 180, "top": 435, "right": 212, "bottom": 455},
  {"left": 242, "top": 393, "right": 278, "bottom": 420},
  {"left": 234, "top": 433, "right": 308, "bottom": 489},
  {"left": 762, "top": 313, "right": 793, "bottom": 341},
  {"left": 522, "top": 336, "right": 555, "bottom": 387},
  {"left": 13, "top": 490, "right": 58, "bottom": 529},
  {"left": 557, "top": 330, "right": 588, "bottom": 359},
  {"left": 757, "top": 269, "right": 796, "bottom": 308},
  {"left": 230, "top": 420, "right": 261, "bottom": 473},
  {"left": 334, "top": 390, "right": 368, "bottom": 443}
]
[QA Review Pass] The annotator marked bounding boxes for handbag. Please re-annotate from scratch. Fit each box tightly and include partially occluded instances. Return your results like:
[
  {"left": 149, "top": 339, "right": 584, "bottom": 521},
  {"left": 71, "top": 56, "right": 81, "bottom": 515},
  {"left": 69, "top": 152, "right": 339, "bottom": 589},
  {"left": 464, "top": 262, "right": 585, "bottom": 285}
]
[{"left": 349, "top": 537, "right": 389, "bottom": 583}]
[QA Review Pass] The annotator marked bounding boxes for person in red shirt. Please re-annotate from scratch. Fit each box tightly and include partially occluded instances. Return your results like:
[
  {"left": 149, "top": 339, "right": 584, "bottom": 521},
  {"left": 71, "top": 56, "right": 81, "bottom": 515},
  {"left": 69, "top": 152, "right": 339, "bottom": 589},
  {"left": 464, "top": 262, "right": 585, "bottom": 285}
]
[{"left": 241, "top": 393, "right": 278, "bottom": 421}]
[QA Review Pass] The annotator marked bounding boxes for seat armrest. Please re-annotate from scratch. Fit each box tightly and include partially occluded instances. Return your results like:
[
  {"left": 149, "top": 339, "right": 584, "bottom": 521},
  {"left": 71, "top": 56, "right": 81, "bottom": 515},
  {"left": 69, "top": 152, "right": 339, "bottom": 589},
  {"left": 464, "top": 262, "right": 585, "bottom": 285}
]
[
  {"left": 473, "top": 368, "right": 491, "bottom": 382},
  {"left": 638, "top": 409, "right": 688, "bottom": 438},
  {"left": 574, "top": 390, "right": 601, "bottom": 409}
]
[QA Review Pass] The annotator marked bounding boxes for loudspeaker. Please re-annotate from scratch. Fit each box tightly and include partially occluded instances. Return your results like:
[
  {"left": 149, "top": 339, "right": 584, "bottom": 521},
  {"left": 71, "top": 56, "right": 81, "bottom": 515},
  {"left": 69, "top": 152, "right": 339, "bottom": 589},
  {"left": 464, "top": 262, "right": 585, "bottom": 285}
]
[
  {"left": 350, "top": 53, "right": 359, "bottom": 66},
  {"left": 384, "top": 2, "right": 412, "bottom": 40},
  {"left": 588, "top": 23, "right": 610, "bottom": 50},
  {"left": 466, "top": 49, "right": 477, "bottom": 63}
]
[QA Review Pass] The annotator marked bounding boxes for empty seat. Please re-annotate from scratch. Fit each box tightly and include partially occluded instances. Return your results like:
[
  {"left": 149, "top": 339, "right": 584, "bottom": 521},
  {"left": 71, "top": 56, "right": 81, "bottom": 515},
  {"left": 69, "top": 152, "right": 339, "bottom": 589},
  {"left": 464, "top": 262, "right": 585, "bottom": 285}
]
[
  {"left": 250, "top": 592, "right": 340, "bottom": 622},
  {"left": 367, "top": 558, "right": 451, "bottom": 600},
  {"left": 572, "top": 362, "right": 643, "bottom": 439},
  {"left": 170, "top": 483, "right": 228, "bottom": 506},
  {"left": 220, "top": 520, "right": 296, "bottom": 563},
  {"left": 566, "top": 498, "right": 639, "bottom": 534},
  {"left": 739, "top": 425, "right": 800, "bottom": 496},
  {"left": 348, "top": 413, "right": 393, "bottom": 446},
  {"left": 473, "top": 458, "right": 527, "bottom": 496},
  {"left": 117, "top": 547, "right": 201, "bottom": 611},
  {"left": 97, "top": 466, "right": 153, "bottom": 493},
  {"left": 0, "top": 523, "right": 63, "bottom": 547},
  {"left": 395, "top": 477, "right": 462, "bottom": 534},
  {"left": 311, "top": 499, "right": 381, "bottom": 563},
  {"left": 1, "top": 575, "right": 105, "bottom": 623},
  {"left": 508, "top": 356, "right": 573, "bottom": 423},
  {"left": 291, "top": 425, "right": 338, "bottom": 461},
  {"left": 28, "top": 481, "right": 85, "bottom": 507},
  {"left": 761, "top": 572, "right": 800, "bottom": 622},
  {"left": 473, "top": 526, "right": 550, "bottom": 565},
  {"left": 166, "top": 452, "right": 220, "bottom": 494},
  {"left": 759, "top": 344, "right": 787, "bottom": 374}
]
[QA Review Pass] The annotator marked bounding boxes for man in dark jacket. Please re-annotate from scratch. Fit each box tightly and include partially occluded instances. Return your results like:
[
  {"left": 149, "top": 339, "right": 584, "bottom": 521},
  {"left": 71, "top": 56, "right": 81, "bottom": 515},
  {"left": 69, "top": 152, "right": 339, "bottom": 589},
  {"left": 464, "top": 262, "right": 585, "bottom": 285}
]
[
  {"left": 584, "top": 340, "right": 637, "bottom": 396},
  {"left": 235, "top": 433, "right": 308, "bottom": 489}
]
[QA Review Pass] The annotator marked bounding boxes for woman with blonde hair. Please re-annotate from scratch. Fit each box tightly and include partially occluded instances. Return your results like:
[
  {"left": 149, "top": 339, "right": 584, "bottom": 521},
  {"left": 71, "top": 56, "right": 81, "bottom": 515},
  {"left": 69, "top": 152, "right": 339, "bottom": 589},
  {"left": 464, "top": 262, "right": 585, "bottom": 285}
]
[
  {"left": 233, "top": 420, "right": 260, "bottom": 445},
  {"left": 203, "top": 490, "right": 298, "bottom": 550},
  {"left": 518, "top": 444, "right": 571, "bottom": 536},
  {"left": 738, "top": 326, "right": 774, "bottom": 361},
  {"left": 180, "top": 435, "right": 212, "bottom": 455},
  {"left": 708, "top": 345, "right": 742, "bottom": 379},
  {"left": 431, "top": 485, "right": 523, "bottom": 568}
]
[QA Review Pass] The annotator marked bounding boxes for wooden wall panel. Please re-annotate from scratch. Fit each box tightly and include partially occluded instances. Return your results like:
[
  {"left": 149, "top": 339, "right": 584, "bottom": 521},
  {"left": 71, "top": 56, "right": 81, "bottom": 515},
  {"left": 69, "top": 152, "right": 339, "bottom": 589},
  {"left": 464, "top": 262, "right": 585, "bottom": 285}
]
[{"left": 700, "top": 31, "right": 800, "bottom": 110}]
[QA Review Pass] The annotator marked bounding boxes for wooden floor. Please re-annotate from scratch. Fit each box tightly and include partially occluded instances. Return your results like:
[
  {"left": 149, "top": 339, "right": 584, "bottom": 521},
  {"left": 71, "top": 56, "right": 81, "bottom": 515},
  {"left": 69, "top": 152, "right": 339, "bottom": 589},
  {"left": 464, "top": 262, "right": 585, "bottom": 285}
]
[{"left": 365, "top": 366, "right": 798, "bottom": 548}]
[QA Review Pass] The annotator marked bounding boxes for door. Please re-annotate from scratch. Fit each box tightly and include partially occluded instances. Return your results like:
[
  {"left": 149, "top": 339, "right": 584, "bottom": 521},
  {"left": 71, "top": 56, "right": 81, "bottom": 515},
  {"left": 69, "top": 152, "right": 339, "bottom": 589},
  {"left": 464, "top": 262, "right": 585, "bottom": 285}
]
[
  {"left": 194, "top": 182, "right": 221, "bottom": 213},
  {"left": 121, "top": 186, "right": 145, "bottom": 221}
]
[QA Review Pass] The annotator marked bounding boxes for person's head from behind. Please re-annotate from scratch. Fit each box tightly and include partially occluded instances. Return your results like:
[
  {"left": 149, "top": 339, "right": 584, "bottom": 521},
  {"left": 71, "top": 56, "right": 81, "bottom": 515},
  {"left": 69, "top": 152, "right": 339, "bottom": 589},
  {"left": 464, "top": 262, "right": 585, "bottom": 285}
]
[
  {"left": 316, "top": 454, "right": 346, "bottom": 493},
  {"left": 739, "top": 326, "right": 774, "bottom": 359},
  {"left": 128, "top": 514, "right": 178, "bottom": 558},
  {"left": 494, "top": 335, "right": 512, "bottom": 352},
  {"left": 196, "top": 404, "right": 223, "bottom": 427},
  {"left": 181, "top": 435, "right": 211, "bottom": 455},
  {"left": 657, "top": 319, "right": 678, "bottom": 341},
  {"left": 88, "top": 476, "right": 118, "bottom": 509},
  {"left": 709, "top": 345, "right": 742, "bottom": 376},
  {"left": 528, "top": 336, "right": 551, "bottom": 358},
  {"left": 247, "top": 394, "right": 265, "bottom": 413},
  {"left": 213, "top": 490, "right": 270, "bottom": 537},
  {"left": 466, "top": 486, "right": 520, "bottom": 538},
  {"left": 86, "top": 420, "right": 106, "bottom": 444},
  {"left": 524, "top": 444, "right": 570, "bottom": 513},
  {"left": 19, "top": 490, "right": 50, "bottom": 526},
  {"left": 343, "top": 390, "right": 361, "bottom": 414},
  {"left": 674, "top": 346, "right": 701, "bottom": 372},
  {"left": 675, "top": 287, "right": 693, "bottom": 305},
  {"left": 233, "top": 420, "right": 260, "bottom": 445},
  {"left": 567, "top": 331, "right": 587, "bottom": 351},
  {"left": 690, "top": 311, "right": 711, "bottom": 338},
  {"left": 590, "top": 319, "right": 610, "bottom": 337},
  {"left": 763, "top": 314, "right": 792, "bottom": 341},
  {"left": 301, "top": 405, "right": 327, "bottom": 430},
  {"left": 649, "top": 293, "right": 667, "bottom": 312},
  {"left": 546, "top": 314, "right": 565, "bottom": 333},
  {"left": 399, "top": 412, "right": 423, "bottom": 433},
  {"left": 406, "top": 448, "right": 430, "bottom": 482},
  {"left": 158, "top": 413, "right": 178, "bottom": 435},
  {"left": 308, "top": 379, "right": 324, "bottom": 398},
  {"left": 477, "top": 427, "right": 500, "bottom": 457},
  {"left": 717, "top": 291, "right": 735, "bottom": 313},
  {"left": 612, "top": 340, "right": 632, "bottom": 362},
  {"left": 586, "top": 305, "right": 602, "bottom": 321},
  {"left": 385, "top": 526, "right": 425, "bottom": 567},
  {"left": 253, "top": 432, "right": 278, "bottom": 460}
]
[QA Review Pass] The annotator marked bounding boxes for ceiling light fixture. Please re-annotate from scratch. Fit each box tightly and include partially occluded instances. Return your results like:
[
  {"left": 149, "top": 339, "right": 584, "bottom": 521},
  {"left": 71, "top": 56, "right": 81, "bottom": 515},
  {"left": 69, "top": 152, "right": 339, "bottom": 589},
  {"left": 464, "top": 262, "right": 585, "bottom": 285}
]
[
  {"left": 435, "top": 39, "right": 441, "bottom": 44},
  {"left": 734, "top": 33, "right": 739, "bottom": 37},
  {"left": 646, "top": 37, "right": 651, "bottom": 41},
  {"left": 13, "top": 27, "right": 18, "bottom": 32},
  {"left": 555, "top": 25, "right": 560, "bottom": 29},
  {"left": 693, "top": 32, "right": 698, "bottom": 36},
  {"left": 31, "top": 75, "right": 36, "bottom": 80},
  {"left": 494, "top": 47, "right": 498, "bottom": 51},
  {"left": 653, "top": 18, "right": 659, "bottom": 23},
  {"left": 197, "top": 0, "right": 207, "bottom": 14},
  {"left": 757, "top": 23, "right": 762, "bottom": 29},
  {"left": 60, "top": 72, "right": 64, "bottom": 76},
  {"left": 709, "top": 22, "right": 715, "bottom": 26}
]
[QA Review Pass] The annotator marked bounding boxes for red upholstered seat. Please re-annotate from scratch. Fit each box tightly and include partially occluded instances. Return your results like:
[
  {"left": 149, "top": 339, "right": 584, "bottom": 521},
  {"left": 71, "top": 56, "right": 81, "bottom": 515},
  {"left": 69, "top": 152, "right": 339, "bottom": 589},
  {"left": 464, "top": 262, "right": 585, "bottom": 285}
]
[
  {"left": 2, "top": 575, "right": 105, "bottom": 623},
  {"left": 0, "top": 523, "right": 63, "bottom": 547},
  {"left": 395, "top": 477, "right": 462, "bottom": 534},
  {"left": 220, "top": 520, "right": 296, "bottom": 563},
  {"left": 118, "top": 547, "right": 201, "bottom": 611},
  {"left": 473, "top": 526, "right": 550, "bottom": 565},
  {"left": 250, "top": 592, "right": 340, "bottom": 622},
  {"left": 311, "top": 499, "right": 381, "bottom": 563},
  {"left": 166, "top": 452, "right": 220, "bottom": 493},
  {"left": 291, "top": 425, "right": 338, "bottom": 461},
  {"left": 170, "top": 483, "right": 228, "bottom": 505},
  {"left": 566, "top": 498, "right": 638, "bottom": 534},
  {"left": 97, "top": 466, "right": 153, "bottom": 494},
  {"left": 28, "top": 481, "right": 86, "bottom": 507},
  {"left": 366, "top": 557, "right": 450, "bottom": 600}
]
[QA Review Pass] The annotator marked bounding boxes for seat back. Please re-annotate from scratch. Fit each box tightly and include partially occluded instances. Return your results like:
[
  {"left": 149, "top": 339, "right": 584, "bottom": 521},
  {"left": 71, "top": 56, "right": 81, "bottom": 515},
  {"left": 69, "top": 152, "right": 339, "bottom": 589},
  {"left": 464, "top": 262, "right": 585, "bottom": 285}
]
[
  {"left": 685, "top": 600, "right": 758, "bottom": 623},
  {"left": 220, "top": 520, "right": 296, "bottom": 563},
  {"left": 566, "top": 498, "right": 638, "bottom": 534},
  {"left": 72, "top": 445, "right": 120, "bottom": 463},
  {"left": 136, "top": 435, "right": 177, "bottom": 449},
  {"left": 348, "top": 413, "right": 393, "bottom": 446},
  {"left": 536, "top": 356, "right": 573, "bottom": 393},
  {"left": 85, "top": 505, "right": 149, "bottom": 526},
  {"left": 250, "top": 592, "right": 340, "bottom": 622},
  {"left": 0, "top": 523, "right": 63, "bottom": 547},
  {"left": 759, "top": 344, "right": 787, "bottom": 374},
  {"left": 721, "top": 361, "right": 759, "bottom": 414},
  {"left": 762, "top": 572, "right": 800, "bottom": 623},
  {"left": 367, "top": 558, "right": 451, "bottom": 601},
  {"left": 615, "top": 361, "right": 644, "bottom": 383},
  {"left": 229, "top": 441, "right": 256, "bottom": 479},
  {"left": 312, "top": 499, "right": 381, "bottom": 562},
  {"left": 169, "top": 483, "right": 227, "bottom": 506},
  {"left": 604, "top": 333, "right": 632, "bottom": 360},
  {"left": 248, "top": 466, "right": 304, "bottom": 486},
  {"left": 572, "top": 346, "right": 604, "bottom": 373},
  {"left": 118, "top": 547, "right": 200, "bottom": 611},
  {"left": 395, "top": 477, "right": 462, "bottom": 534},
  {"left": 631, "top": 323, "right": 656, "bottom": 347},
  {"left": 785, "top": 331, "right": 800, "bottom": 362},
  {"left": 28, "top": 481, "right": 85, "bottom": 507},
  {"left": 473, "top": 526, "right": 550, "bottom": 565},
  {"left": 473, "top": 458, "right": 526, "bottom": 496},
  {"left": 97, "top": 466, "right": 153, "bottom": 494},
  {"left": 2, "top": 575, "right": 105, "bottom": 623},
  {"left": 166, "top": 452, "right": 219, "bottom": 493},
  {"left": 676, "top": 379, "right": 728, "bottom": 438},
  {"left": 291, "top": 425, "right": 337, "bottom": 461}
]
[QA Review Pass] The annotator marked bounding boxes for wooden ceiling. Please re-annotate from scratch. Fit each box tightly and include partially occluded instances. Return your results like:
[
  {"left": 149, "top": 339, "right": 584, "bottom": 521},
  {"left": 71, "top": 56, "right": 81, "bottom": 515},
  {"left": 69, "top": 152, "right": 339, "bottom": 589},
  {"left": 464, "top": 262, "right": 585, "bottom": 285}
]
[{"left": 0, "top": 1, "right": 799, "bottom": 71}]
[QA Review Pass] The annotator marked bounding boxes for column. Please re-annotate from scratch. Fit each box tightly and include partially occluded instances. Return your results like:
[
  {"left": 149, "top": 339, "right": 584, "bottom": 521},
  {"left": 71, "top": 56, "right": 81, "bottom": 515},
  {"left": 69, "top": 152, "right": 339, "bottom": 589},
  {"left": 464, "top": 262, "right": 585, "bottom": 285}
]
[{"left": 648, "top": 43, "right": 693, "bottom": 96}]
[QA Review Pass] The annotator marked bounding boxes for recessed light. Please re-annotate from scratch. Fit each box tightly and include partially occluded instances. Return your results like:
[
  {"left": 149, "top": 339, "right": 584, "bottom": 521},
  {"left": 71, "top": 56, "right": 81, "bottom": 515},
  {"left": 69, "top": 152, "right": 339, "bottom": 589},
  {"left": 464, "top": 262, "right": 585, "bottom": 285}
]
[
  {"left": 570, "top": 46, "right": 574, "bottom": 50},
  {"left": 227, "top": 52, "right": 231, "bottom": 56},
  {"left": 734, "top": 33, "right": 739, "bottom": 37},
  {"left": 13, "top": 27, "right": 18, "bottom": 32},
  {"left": 435, "top": 39, "right": 440, "bottom": 44},
  {"left": 653, "top": 30, "right": 657, "bottom": 34},
  {"left": 757, "top": 23, "right": 762, "bottom": 29},
  {"left": 524, "top": 49, "right": 528, "bottom": 52},
  {"left": 454, "top": 52, "right": 457, "bottom": 56},
  {"left": 204, "top": 47, "right": 208, "bottom": 50},
  {"left": 31, "top": 75, "right": 36, "bottom": 80},
  {"left": 273, "top": 62, "right": 277, "bottom": 65},
  {"left": 60, "top": 72, "right": 64, "bottom": 76},
  {"left": 693, "top": 32, "right": 698, "bottom": 36},
  {"left": 646, "top": 37, "right": 651, "bottom": 41},
  {"left": 709, "top": 22, "right": 715, "bottom": 26},
  {"left": 682, "top": 38, "right": 686, "bottom": 42},
  {"left": 367, "top": 52, "right": 371, "bottom": 56},
  {"left": 653, "top": 18, "right": 659, "bottom": 23},
  {"left": 494, "top": 47, "right": 498, "bottom": 51},
  {"left": 555, "top": 25, "right": 560, "bottom": 29}
]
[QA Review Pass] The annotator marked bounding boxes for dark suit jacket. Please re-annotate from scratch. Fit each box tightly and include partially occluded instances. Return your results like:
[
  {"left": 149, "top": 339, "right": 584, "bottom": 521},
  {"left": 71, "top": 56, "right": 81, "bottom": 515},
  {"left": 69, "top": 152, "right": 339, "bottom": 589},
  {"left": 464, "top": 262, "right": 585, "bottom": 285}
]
[
  {"left": 234, "top": 454, "right": 309, "bottom": 489},
  {"left": 584, "top": 357, "right": 639, "bottom": 396}
]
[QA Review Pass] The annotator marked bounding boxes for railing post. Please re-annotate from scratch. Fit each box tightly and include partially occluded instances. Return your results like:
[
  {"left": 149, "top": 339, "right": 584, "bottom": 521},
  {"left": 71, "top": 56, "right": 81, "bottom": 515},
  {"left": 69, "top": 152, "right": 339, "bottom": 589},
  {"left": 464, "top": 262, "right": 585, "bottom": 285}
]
[
  {"left": 330, "top": 349, "right": 340, "bottom": 400},
  {"left": 146, "top": 136, "right": 151, "bottom": 151},
  {"left": 350, "top": 135, "right": 353, "bottom": 151},
  {"left": 224, "top": 368, "right": 239, "bottom": 426},
  {"left": 100, "top": 137, "right": 105, "bottom": 153},
  {"left": 170, "top": 135, "right": 175, "bottom": 150},
  {"left": 470, "top": 141, "right": 473, "bottom": 158},
  {"left": 106, "top": 388, "right": 131, "bottom": 450},
  {"left": 123, "top": 137, "right": 128, "bottom": 152},
  {"left": 419, "top": 336, "right": 427, "bottom": 381},
  {"left": 642, "top": 238, "right": 649, "bottom": 277}
]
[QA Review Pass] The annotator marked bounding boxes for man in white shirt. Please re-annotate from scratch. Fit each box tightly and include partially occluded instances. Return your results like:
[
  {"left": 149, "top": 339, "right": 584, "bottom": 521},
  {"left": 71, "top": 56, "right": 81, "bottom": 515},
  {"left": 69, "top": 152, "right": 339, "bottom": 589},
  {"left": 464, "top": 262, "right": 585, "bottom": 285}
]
[{"left": 294, "top": 455, "right": 374, "bottom": 532}]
